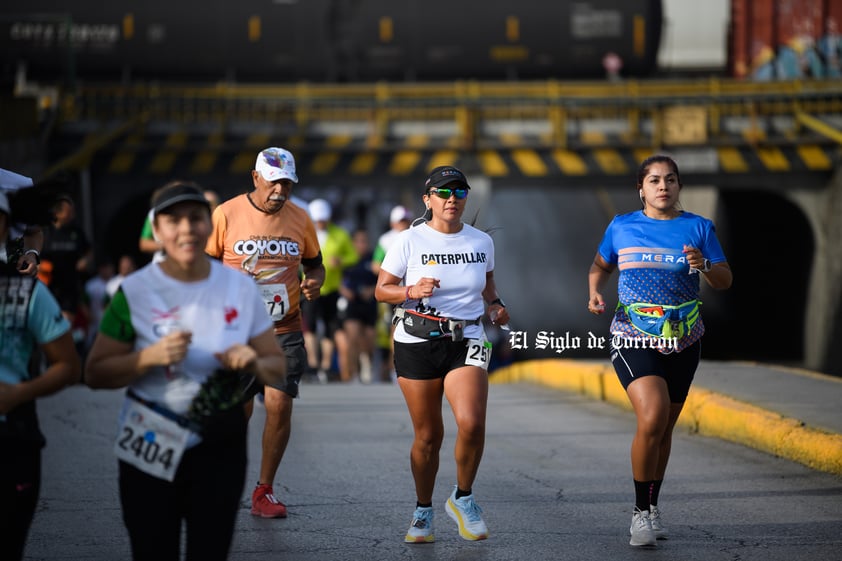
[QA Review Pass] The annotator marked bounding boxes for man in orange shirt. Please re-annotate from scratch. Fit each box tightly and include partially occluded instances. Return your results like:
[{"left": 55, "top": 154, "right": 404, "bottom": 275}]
[{"left": 206, "top": 147, "right": 325, "bottom": 518}]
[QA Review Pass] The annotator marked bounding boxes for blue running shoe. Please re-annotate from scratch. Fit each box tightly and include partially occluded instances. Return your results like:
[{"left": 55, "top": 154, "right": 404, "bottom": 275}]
[
  {"left": 445, "top": 486, "right": 488, "bottom": 541},
  {"left": 405, "top": 506, "right": 434, "bottom": 543}
]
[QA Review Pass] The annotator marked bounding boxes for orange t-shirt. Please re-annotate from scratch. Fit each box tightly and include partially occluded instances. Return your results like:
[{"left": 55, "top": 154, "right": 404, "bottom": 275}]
[{"left": 206, "top": 194, "right": 320, "bottom": 334}]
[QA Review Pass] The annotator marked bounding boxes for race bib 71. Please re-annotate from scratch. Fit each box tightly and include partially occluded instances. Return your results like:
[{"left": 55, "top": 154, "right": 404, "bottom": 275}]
[{"left": 259, "top": 283, "right": 290, "bottom": 322}]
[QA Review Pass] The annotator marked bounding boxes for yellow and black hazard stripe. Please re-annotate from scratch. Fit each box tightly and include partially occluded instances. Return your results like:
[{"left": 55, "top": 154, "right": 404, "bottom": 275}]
[{"left": 59, "top": 128, "right": 838, "bottom": 181}]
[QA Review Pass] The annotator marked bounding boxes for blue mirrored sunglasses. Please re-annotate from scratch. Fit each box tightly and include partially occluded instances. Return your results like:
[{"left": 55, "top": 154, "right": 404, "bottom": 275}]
[{"left": 428, "top": 187, "right": 468, "bottom": 199}]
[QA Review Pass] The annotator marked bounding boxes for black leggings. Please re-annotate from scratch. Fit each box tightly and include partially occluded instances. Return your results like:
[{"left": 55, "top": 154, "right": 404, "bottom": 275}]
[
  {"left": 0, "top": 445, "right": 41, "bottom": 561},
  {"left": 118, "top": 412, "right": 247, "bottom": 561}
]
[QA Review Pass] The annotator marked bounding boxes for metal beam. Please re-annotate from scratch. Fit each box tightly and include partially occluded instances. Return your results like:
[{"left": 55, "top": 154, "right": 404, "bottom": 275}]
[{"left": 796, "top": 111, "right": 842, "bottom": 145}]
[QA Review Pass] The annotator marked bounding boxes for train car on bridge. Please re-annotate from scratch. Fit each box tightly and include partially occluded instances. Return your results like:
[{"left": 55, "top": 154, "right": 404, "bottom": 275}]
[
  {"left": 1, "top": 0, "right": 663, "bottom": 83},
  {"left": 3, "top": 1, "right": 839, "bottom": 84}
]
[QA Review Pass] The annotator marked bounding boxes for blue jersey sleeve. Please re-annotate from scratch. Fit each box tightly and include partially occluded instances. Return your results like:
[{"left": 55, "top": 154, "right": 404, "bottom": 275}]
[
  {"left": 700, "top": 219, "right": 727, "bottom": 264},
  {"left": 597, "top": 216, "right": 620, "bottom": 264},
  {"left": 29, "top": 282, "right": 71, "bottom": 344}
]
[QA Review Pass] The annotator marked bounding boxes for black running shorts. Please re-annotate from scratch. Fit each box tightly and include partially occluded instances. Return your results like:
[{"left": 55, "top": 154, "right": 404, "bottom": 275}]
[
  {"left": 610, "top": 339, "right": 701, "bottom": 403},
  {"left": 393, "top": 338, "right": 477, "bottom": 380},
  {"left": 267, "top": 331, "right": 307, "bottom": 398}
]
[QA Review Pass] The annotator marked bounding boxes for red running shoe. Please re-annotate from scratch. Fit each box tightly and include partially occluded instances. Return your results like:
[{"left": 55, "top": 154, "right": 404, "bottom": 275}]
[{"left": 251, "top": 484, "right": 288, "bottom": 518}]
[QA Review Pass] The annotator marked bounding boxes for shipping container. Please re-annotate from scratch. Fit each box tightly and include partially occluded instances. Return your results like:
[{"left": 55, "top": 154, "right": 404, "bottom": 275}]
[{"left": 730, "top": 0, "right": 842, "bottom": 79}]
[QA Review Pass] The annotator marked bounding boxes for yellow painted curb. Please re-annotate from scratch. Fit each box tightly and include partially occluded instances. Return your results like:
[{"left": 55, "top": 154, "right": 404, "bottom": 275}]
[{"left": 490, "top": 359, "right": 842, "bottom": 476}]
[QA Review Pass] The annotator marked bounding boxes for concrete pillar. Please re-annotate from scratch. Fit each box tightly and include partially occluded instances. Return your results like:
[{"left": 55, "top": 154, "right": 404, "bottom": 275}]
[
  {"left": 788, "top": 171, "right": 842, "bottom": 374},
  {"left": 681, "top": 185, "right": 719, "bottom": 219}
]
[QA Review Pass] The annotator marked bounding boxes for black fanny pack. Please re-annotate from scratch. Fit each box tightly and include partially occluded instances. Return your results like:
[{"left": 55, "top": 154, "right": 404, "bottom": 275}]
[
  {"left": 128, "top": 383, "right": 249, "bottom": 443},
  {"left": 393, "top": 308, "right": 480, "bottom": 342}
]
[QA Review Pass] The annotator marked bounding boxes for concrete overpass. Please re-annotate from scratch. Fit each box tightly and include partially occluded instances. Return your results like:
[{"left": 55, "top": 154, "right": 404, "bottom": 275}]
[{"left": 6, "top": 78, "right": 842, "bottom": 374}]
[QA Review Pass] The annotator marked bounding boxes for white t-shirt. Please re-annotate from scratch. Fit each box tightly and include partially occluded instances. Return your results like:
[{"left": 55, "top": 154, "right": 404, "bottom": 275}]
[
  {"left": 375, "top": 228, "right": 400, "bottom": 254},
  {"left": 105, "top": 274, "right": 125, "bottom": 299},
  {"left": 380, "top": 222, "right": 494, "bottom": 343},
  {"left": 115, "top": 260, "right": 272, "bottom": 414}
]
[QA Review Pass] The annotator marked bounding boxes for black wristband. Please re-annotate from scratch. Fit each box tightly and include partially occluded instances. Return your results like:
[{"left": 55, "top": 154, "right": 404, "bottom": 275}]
[{"left": 489, "top": 298, "right": 505, "bottom": 308}]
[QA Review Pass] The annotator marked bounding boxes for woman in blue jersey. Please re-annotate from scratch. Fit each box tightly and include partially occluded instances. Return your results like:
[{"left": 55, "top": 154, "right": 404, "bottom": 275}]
[
  {"left": 85, "top": 182, "right": 286, "bottom": 561},
  {"left": 588, "top": 155, "right": 732, "bottom": 547},
  {"left": 0, "top": 191, "right": 80, "bottom": 561},
  {"left": 375, "top": 166, "right": 509, "bottom": 544}
]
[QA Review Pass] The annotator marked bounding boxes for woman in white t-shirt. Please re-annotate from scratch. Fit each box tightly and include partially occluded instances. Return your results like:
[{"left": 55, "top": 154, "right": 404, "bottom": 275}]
[
  {"left": 375, "top": 166, "right": 509, "bottom": 544},
  {"left": 85, "top": 182, "right": 285, "bottom": 561}
]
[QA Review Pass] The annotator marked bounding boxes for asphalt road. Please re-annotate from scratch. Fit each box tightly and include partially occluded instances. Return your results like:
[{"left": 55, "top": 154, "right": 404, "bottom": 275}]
[{"left": 24, "top": 379, "right": 842, "bottom": 561}]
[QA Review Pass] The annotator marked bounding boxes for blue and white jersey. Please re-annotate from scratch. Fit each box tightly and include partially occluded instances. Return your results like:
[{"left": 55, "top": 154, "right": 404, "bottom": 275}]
[{"left": 597, "top": 210, "right": 727, "bottom": 351}]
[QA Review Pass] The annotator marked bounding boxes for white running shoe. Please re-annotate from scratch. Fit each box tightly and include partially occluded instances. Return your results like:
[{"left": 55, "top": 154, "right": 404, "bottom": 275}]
[
  {"left": 629, "top": 507, "right": 657, "bottom": 547},
  {"left": 405, "top": 506, "right": 434, "bottom": 543},
  {"left": 649, "top": 504, "right": 668, "bottom": 539},
  {"left": 445, "top": 486, "right": 489, "bottom": 541}
]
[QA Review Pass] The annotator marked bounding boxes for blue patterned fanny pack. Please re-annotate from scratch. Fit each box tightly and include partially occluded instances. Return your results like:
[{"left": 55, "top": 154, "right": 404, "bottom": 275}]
[{"left": 620, "top": 299, "right": 701, "bottom": 339}]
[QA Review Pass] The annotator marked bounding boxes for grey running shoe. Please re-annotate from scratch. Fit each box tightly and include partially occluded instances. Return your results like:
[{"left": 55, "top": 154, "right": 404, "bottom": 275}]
[
  {"left": 649, "top": 504, "right": 668, "bottom": 539},
  {"left": 629, "top": 507, "right": 656, "bottom": 547}
]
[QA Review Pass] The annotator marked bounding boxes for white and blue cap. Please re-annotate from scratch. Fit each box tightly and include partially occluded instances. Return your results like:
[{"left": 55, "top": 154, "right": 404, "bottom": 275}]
[
  {"left": 256, "top": 147, "right": 298, "bottom": 183},
  {"left": 389, "top": 205, "right": 412, "bottom": 224}
]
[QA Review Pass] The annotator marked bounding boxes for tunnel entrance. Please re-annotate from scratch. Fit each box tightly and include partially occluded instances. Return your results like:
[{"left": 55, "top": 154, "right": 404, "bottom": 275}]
[{"left": 707, "top": 190, "right": 814, "bottom": 363}]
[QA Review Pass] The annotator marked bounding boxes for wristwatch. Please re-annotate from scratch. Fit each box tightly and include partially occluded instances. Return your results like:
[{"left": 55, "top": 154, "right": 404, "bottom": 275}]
[
  {"left": 701, "top": 258, "right": 712, "bottom": 273},
  {"left": 489, "top": 297, "right": 506, "bottom": 308}
]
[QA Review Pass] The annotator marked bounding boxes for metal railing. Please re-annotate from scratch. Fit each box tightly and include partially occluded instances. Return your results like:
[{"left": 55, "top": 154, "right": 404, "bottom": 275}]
[{"left": 58, "top": 78, "right": 842, "bottom": 149}]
